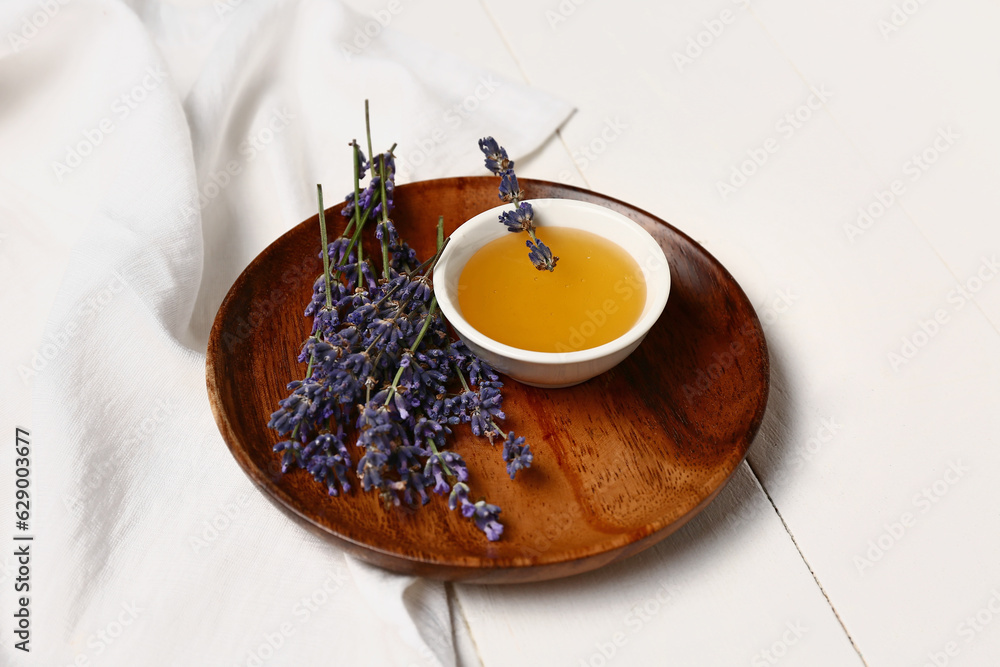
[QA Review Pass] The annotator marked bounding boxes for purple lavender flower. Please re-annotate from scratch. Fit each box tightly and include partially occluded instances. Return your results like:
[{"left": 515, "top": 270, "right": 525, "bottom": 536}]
[
  {"left": 375, "top": 219, "right": 399, "bottom": 246},
  {"left": 341, "top": 144, "right": 370, "bottom": 219},
  {"left": 412, "top": 416, "right": 448, "bottom": 447},
  {"left": 425, "top": 448, "right": 468, "bottom": 496},
  {"left": 401, "top": 276, "right": 433, "bottom": 304},
  {"left": 502, "top": 431, "right": 533, "bottom": 480},
  {"left": 358, "top": 449, "right": 388, "bottom": 491},
  {"left": 464, "top": 357, "right": 500, "bottom": 388},
  {"left": 440, "top": 450, "right": 468, "bottom": 482},
  {"left": 326, "top": 238, "right": 353, "bottom": 265},
  {"left": 306, "top": 429, "right": 353, "bottom": 495},
  {"left": 426, "top": 465, "right": 451, "bottom": 495},
  {"left": 372, "top": 151, "right": 395, "bottom": 181},
  {"left": 478, "top": 136, "right": 558, "bottom": 271},
  {"left": 498, "top": 171, "right": 521, "bottom": 203},
  {"left": 399, "top": 357, "right": 448, "bottom": 399},
  {"left": 470, "top": 500, "right": 503, "bottom": 541},
  {"left": 478, "top": 137, "right": 512, "bottom": 174},
  {"left": 396, "top": 469, "right": 430, "bottom": 506},
  {"left": 272, "top": 440, "right": 302, "bottom": 473},
  {"left": 448, "top": 482, "right": 473, "bottom": 515},
  {"left": 499, "top": 202, "right": 534, "bottom": 233},
  {"left": 338, "top": 259, "right": 377, "bottom": 292},
  {"left": 449, "top": 483, "right": 504, "bottom": 541},
  {"left": 527, "top": 238, "right": 558, "bottom": 272},
  {"left": 352, "top": 141, "right": 369, "bottom": 178},
  {"left": 310, "top": 306, "right": 339, "bottom": 336},
  {"left": 268, "top": 117, "right": 539, "bottom": 542},
  {"left": 390, "top": 242, "right": 418, "bottom": 272}
]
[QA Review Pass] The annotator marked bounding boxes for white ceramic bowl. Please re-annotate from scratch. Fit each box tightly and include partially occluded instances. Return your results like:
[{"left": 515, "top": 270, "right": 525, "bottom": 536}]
[{"left": 434, "top": 198, "right": 671, "bottom": 388}]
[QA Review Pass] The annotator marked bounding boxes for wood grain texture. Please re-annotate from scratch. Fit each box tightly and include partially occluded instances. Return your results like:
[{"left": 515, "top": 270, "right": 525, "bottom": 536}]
[{"left": 205, "top": 177, "right": 769, "bottom": 583}]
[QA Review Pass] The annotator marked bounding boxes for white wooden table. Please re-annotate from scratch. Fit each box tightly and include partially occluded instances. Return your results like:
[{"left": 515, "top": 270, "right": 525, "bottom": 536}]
[
  {"left": 3, "top": 0, "right": 996, "bottom": 664},
  {"left": 343, "top": 1, "right": 1000, "bottom": 664}
]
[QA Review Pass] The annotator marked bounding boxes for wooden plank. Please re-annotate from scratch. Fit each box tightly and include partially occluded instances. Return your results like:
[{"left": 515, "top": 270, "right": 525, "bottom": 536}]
[
  {"left": 457, "top": 465, "right": 862, "bottom": 666},
  {"left": 473, "top": 1, "right": 1000, "bottom": 665},
  {"left": 450, "top": 1, "right": 870, "bottom": 664},
  {"left": 718, "top": 2, "right": 1000, "bottom": 664}
]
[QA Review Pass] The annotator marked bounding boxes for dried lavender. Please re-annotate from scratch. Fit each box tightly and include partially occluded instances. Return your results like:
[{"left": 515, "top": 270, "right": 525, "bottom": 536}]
[
  {"left": 268, "top": 108, "right": 533, "bottom": 541},
  {"left": 478, "top": 137, "right": 558, "bottom": 271}
]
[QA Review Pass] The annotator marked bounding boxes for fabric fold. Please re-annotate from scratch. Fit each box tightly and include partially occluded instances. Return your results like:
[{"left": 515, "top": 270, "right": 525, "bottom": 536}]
[{"left": 3, "top": 0, "right": 573, "bottom": 664}]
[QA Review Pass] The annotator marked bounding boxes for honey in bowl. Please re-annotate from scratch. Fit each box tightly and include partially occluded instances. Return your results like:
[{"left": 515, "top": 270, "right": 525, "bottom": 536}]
[{"left": 457, "top": 227, "right": 647, "bottom": 353}]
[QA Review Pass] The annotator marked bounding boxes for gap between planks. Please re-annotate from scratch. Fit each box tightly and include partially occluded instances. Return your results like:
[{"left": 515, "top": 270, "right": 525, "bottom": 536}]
[
  {"left": 476, "top": 0, "right": 591, "bottom": 191},
  {"left": 469, "top": 2, "right": 867, "bottom": 665},
  {"left": 746, "top": 458, "right": 870, "bottom": 666}
]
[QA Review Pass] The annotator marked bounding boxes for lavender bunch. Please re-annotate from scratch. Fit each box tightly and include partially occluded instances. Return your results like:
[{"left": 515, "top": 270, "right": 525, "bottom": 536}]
[
  {"left": 478, "top": 137, "right": 558, "bottom": 271},
  {"left": 268, "top": 108, "right": 533, "bottom": 541}
]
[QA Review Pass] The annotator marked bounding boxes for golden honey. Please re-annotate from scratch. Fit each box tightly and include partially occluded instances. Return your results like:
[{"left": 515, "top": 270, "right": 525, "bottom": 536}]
[{"left": 457, "top": 227, "right": 646, "bottom": 353}]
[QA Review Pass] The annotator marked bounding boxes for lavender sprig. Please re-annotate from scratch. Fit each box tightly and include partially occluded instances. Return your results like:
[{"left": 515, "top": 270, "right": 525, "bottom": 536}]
[
  {"left": 478, "top": 137, "right": 558, "bottom": 271},
  {"left": 268, "top": 113, "right": 534, "bottom": 541}
]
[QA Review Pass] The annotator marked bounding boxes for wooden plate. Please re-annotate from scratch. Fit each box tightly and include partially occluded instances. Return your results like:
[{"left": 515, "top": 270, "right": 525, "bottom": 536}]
[{"left": 206, "top": 177, "right": 769, "bottom": 583}]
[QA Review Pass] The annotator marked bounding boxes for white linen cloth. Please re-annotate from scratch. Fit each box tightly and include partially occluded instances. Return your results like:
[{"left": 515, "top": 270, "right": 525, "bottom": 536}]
[{"left": 0, "top": 0, "right": 571, "bottom": 663}]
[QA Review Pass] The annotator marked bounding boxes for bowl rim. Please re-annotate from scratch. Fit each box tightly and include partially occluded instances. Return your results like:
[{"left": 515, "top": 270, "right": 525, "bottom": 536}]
[{"left": 433, "top": 197, "right": 671, "bottom": 365}]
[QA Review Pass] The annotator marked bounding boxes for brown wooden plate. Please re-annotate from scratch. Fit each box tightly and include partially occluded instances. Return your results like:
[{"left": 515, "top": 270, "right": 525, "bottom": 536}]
[{"left": 206, "top": 177, "right": 769, "bottom": 583}]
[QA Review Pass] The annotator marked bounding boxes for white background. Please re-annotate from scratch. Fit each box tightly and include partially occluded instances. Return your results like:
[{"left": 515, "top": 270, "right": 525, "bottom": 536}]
[{"left": 3, "top": 0, "right": 999, "bottom": 665}]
